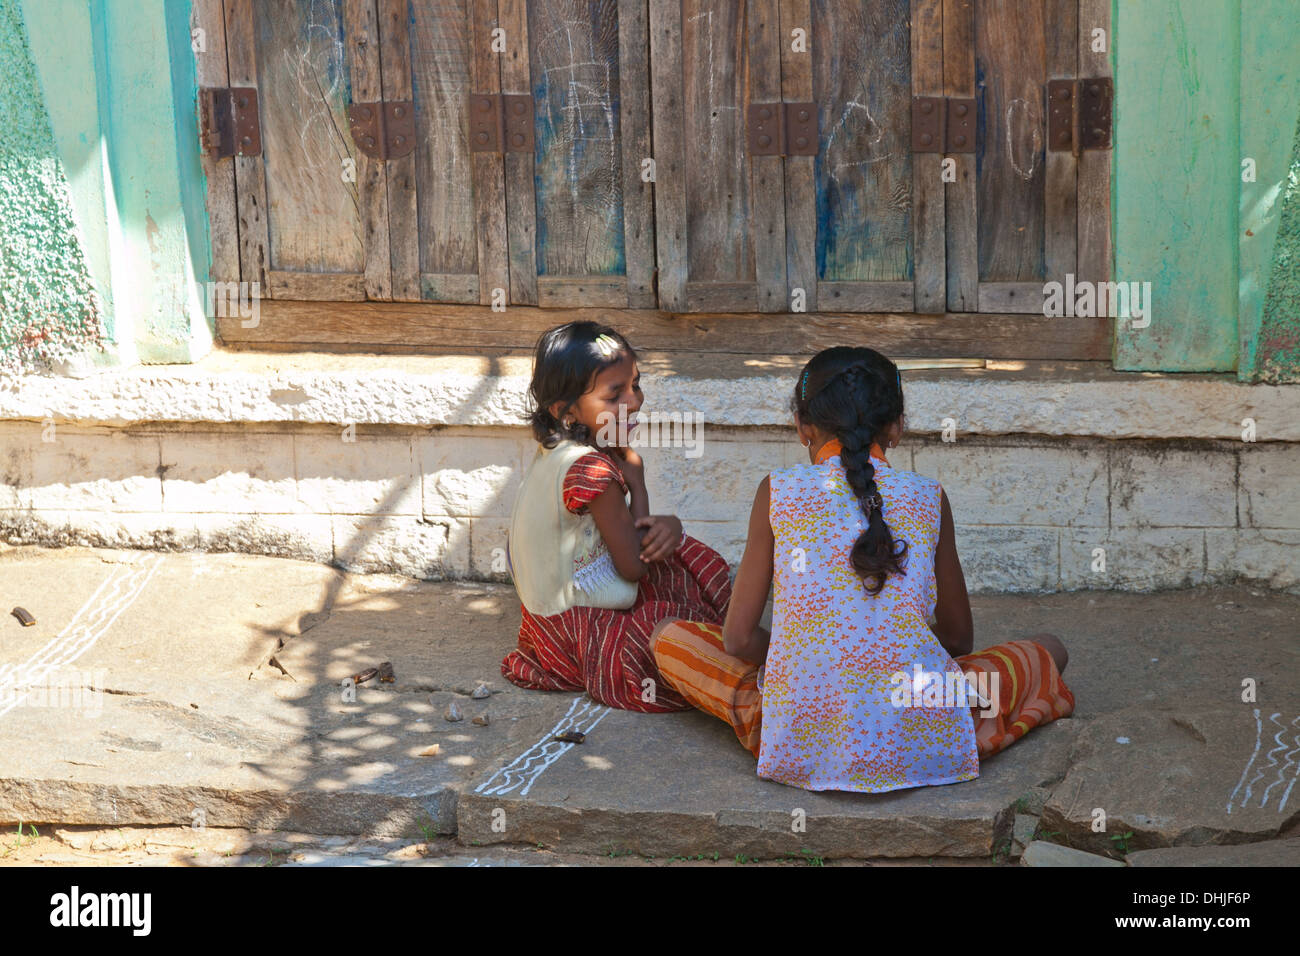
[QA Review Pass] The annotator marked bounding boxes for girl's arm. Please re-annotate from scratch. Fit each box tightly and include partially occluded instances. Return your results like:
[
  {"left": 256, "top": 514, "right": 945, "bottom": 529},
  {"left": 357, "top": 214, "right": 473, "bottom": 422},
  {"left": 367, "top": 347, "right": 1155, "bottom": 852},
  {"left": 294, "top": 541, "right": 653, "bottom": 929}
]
[
  {"left": 722, "top": 476, "right": 774, "bottom": 663},
  {"left": 587, "top": 482, "right": 650, "bottom": 581},
  {"left": 932, "top": 489, "right": 974, "bottom": 658},
  {"left": 610, "top": 446, "right": 650, "bottom": 521}
]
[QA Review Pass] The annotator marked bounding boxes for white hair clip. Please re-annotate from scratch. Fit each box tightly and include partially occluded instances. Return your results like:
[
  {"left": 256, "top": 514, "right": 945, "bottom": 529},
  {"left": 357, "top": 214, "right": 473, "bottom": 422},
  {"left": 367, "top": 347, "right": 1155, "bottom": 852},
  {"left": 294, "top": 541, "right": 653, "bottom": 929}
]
[{"left": 593, "top": 333, "right": 621, "bottom": 358}]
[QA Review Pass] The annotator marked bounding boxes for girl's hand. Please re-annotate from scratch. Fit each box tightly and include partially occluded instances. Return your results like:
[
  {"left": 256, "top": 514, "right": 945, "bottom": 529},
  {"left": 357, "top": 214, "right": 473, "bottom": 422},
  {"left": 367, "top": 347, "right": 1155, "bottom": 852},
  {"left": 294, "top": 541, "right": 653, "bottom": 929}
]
[{"left": 635, "top": 514, "right": 682, "bottom": 562}]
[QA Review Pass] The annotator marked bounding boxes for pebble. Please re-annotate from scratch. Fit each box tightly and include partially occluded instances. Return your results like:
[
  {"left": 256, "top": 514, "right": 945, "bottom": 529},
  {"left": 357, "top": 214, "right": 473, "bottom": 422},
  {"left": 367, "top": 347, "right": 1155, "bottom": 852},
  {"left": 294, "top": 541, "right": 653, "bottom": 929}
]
[
  {"left": 471, "top": 683, "right": 491, "bottom": 700},
  {"left": 472, "top": 713, "right": 490, "bottom": 727},
  {"left": 444, "top": 702, "right": 464, "bottom": 722}
]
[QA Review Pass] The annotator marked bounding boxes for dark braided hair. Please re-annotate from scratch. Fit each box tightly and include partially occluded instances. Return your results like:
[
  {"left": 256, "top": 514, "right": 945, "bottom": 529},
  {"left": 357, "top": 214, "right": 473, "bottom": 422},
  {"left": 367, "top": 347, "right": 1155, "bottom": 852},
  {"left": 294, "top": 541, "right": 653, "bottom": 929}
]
[
  {"left": 791, "top": 347, "right": 908, "bottom": 595},
  {"left": 528, "top": 320, "right": 637, "bottom": 448}
]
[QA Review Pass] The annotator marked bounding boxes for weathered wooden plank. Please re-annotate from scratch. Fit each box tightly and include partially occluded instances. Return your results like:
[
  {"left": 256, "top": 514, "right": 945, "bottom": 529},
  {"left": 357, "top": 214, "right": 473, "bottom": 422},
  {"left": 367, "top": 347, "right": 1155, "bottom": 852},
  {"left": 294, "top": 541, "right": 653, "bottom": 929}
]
[
  {"left": 648, "top": 0, "right": 686, "bottom": 310},
  {"left": 975, "top": 0, "right": 1046, "bottom": 282},
  {"left": 1044, "top": 0, "right": 1077, "bottom": 283},
  {"left": 420, "top": 273, "right": 481, "bottom": 303},
  {"left": 251, "top": 1, "right": 367, "bottom": 280},
  {"left": 500, "top": 0, "right": 538, "bottom": 305},
  {"left": 685, "top": 282, "right": 759, "bottom": 312},
  {"left": 346, "top": 0, "right": 393, "bottom": 300},
  {"left": 470, "top": 0, "right": 509, "bottom": 305},
  {"left": 1076, "top": 0, "right": 1111, "bottom": 286},
  {"left": 409, "top": 0, "right": 479, "bottom": 296},
  {"left": 781, "top": 0, "right": 816, "bottom": 312},
  {"left": 528, "top": 0, "right": 624, "bottom": 293},
  {"left": 267, "top": 271, "right": 367, "bottom": 300},
  {"left": 536, "top": 277, "right": 628, "bottom": 308},
  {"left": 379, "top": 0, "right": 420, "bottom": 300},
  {"left": 977, "top": 281, "right": 1045, "bottom": 314},
  {"left": 194, "top": 0, "right": 239, "bottom": 288},
  {"left": 813, "top": 0, "right": 912, "bottom": 286},
  {"left": 222, "top": 0, "right": 270, "bottom": 294},
  {"left": 683, "top": 0, "right": 752, "bottom": 294},
  {"left": 751, "top": 0, "right": 786, "bottom": 312},
  {"left": 911, "top": 0, "right": 945, "bottom": 312},
  {"left": 618, "top": 0, "right": 656, "bottom": 307},
  {"left": 943, "top": 0, "right": 977, "bottom": 310},
  {"left": 818, "top": 282, "right": 915, "bottom": 312},
  {"left": 220, "top": 301, "right": 1113, "bottom": 360}
]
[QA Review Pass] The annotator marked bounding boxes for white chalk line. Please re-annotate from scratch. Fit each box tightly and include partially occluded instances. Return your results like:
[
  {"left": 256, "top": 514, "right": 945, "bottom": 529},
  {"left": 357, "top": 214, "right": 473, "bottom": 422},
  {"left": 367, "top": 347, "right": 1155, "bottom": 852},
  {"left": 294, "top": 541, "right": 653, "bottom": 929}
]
[
  {"left": 0, "top": 553, "right": 164, "bottom": 718},
  {"left": 1227, "top": 708, "right": 1300, "bottom": 815},
  {"left": 475, "top": 696, "right": 612, "bottom": 798}
]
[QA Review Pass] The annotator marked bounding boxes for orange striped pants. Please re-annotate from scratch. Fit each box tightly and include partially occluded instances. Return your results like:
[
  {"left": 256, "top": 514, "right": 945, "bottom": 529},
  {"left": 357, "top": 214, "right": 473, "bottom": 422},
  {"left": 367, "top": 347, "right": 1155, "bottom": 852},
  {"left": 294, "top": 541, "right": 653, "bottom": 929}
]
[{"left": 650, "top": 621, "right": 1075, "bottom": 759}]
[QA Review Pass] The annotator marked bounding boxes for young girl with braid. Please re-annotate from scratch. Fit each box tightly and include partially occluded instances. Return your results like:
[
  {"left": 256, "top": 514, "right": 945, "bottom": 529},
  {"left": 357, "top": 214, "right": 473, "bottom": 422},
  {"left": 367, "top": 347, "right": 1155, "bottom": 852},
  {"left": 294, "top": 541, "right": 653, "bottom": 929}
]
[
  {"left": 502, "top": 321, "right": 732, "bottom": 712},
  {"left": 650, "top": 346, "right": 1075, "bottom": 793}
]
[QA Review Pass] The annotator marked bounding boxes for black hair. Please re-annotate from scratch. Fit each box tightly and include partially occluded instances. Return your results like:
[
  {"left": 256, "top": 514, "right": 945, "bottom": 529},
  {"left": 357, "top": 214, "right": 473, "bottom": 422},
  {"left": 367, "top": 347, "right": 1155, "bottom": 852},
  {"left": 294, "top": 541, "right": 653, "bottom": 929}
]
[
  {"left": 528, "top": 320, "right": 637, "bottom": 448},
  {"left": 791, "top": 346, "right": 908, "bottom": 595}
]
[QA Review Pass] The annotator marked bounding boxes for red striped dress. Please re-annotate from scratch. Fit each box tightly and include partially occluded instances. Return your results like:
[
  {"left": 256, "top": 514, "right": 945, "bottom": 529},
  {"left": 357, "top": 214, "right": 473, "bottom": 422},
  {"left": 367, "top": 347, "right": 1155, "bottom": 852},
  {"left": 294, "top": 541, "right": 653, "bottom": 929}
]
[{"left": 501, "top": 450, "right": 733, "bottom": 712}]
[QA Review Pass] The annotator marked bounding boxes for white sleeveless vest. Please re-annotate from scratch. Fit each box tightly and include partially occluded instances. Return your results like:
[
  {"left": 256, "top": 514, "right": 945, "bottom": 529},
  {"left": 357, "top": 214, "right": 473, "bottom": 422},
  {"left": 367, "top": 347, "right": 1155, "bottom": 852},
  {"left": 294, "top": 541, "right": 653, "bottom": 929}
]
[{"left": 507, "top": 440, "right": 640, "bottom": 616}]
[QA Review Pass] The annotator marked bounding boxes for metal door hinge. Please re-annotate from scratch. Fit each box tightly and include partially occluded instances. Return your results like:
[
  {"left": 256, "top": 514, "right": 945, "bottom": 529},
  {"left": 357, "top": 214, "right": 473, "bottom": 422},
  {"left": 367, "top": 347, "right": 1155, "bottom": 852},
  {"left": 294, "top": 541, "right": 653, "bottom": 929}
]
[
  {"left": 200, "top": 87, "right": 261, "bottom": 158},
  {"left": 1048, "top": 77, "right": 1112, "bottom": 152},
  {"left": 348, "top": 100, "right": 416, "bottom": 160},
  {"left": 467, "top": 93, "right": 534, "bottom": 153},
  {"left": 747, "top": 102, "right": 818, "bottom": 156},
  {"left": 910, "top": 97, "right": 976, "bottom": 153}
]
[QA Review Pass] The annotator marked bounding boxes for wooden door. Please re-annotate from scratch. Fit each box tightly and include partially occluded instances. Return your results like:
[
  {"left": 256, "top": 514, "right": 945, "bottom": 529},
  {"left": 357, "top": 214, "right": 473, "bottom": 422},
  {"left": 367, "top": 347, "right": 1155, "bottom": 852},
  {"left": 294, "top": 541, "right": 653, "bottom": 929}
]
[
  {"left": 649, "top": 0, "right": 944, "bottom": 314},
  {"left": 791, "top": 0, "right": 945, "bottom": 313},
  {"left": 496, "top": 0, "right": 657, "bottom": 308},
  {"left": 649, "top": 0, "right": 779, "bottom": 312},
  {"left": 944, "top": 0, "right": 1112, "bottom": 313},
  {"left": 221, "top": 0, "right": 391, "bottom": 301}
]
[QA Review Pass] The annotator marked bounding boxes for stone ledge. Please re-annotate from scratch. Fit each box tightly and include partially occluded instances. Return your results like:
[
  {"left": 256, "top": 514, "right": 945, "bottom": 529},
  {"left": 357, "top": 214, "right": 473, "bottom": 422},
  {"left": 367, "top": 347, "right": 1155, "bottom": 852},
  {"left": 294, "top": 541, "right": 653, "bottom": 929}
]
[{"left": 2, "top": 351, "right": 1297, "bottom": 441}]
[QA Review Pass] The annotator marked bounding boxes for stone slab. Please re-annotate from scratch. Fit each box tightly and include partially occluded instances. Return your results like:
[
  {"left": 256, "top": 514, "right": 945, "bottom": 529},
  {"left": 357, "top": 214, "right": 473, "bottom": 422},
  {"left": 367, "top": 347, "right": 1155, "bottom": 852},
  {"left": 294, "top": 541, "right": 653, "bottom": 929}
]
[
  {"left": 1041, "top": 707, "right": 1300, "bottom": 854},
  {"left": 1126, "top": 838, "right": 1300, "bottom": 866}
]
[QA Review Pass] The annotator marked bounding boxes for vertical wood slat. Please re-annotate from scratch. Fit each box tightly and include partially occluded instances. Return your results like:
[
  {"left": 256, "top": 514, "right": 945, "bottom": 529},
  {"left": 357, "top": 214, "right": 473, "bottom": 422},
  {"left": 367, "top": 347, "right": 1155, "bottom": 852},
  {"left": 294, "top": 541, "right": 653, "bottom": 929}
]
[
  {"left": 222, "top": 0, "right": 271, "bottom": 295},
  {"left": 1077, "top": 0, "right": 1111, "bottom": 285},
  {"left": 911, "top": 0, "right": 945, "bottom": 312},
  {"left": 751, "top": 0, "right": 787, "bottom": 312},
  {"left": 779, "top": 0, "right": 815, "bottom": 313},
  {"left": 498, "top": 0, "right": 537, "bottom": 305},
  {"left": 379, "top": 0, "right": 420, "bottom": 301},
  {"left": 942, "top": 0, "right": 976, "bottom": 311},
  {"left": 345, "top": 0, "right": 393, "bottom": 300},
  {"left": 1044, "top": 0, "right": 1077, "bottom": 287},
  {"left": 193, "top": 0, "right": 239, "bottom": 288},
  {"left": 470, "top": 0, "right": 509, "bottom": 305},
  {"left": 648, "top": 0, "right": 686, "bottom": 311},
  {"left": 618, "top": 0, "right": 657, "bottom": 307}
]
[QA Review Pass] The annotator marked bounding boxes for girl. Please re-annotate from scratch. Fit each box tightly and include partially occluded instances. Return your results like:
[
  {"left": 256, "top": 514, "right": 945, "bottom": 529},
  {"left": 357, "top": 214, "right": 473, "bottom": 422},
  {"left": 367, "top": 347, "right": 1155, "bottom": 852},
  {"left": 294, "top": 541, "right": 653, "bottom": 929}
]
[
  {"left": 649, "top": 346, "right": 1075, "bottom": 792},
  {"left": 502, "top": 320, "right": 732, "bottom": 712}
]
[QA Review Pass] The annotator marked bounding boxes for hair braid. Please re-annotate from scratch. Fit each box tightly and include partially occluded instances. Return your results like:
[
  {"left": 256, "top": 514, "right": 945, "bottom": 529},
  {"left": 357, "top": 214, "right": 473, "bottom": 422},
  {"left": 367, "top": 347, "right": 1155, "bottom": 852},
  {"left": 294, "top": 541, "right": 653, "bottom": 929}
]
[{"left": 792, "top": 350, "right": 908, "bottom": 594}]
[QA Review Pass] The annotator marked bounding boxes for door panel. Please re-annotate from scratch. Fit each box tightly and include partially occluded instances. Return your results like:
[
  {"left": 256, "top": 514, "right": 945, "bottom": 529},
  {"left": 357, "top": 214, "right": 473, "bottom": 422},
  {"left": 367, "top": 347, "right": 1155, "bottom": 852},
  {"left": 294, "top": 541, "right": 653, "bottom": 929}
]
[{"left": 223, "top": 0, "right": 381, "bottom": 300}]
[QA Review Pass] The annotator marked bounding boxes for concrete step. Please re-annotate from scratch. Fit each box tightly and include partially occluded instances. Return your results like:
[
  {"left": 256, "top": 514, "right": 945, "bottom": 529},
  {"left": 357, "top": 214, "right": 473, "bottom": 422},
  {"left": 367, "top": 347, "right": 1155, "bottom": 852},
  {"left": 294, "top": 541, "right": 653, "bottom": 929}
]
[{"left": 2, "top": 545, "right": 1298, "bottom": 861}]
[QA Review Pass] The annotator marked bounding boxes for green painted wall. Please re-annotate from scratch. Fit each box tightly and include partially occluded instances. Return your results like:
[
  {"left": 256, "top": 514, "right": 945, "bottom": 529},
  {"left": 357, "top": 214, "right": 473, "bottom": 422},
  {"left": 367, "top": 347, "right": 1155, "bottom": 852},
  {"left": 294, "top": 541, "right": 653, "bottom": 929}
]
[
  {"left": 1113, "top": 0, "right": 1299, "bottom": 379},
  {"left": 0, "top": 0, "right": 107, "bottom": 374},
  {"left": 1, "top": 0, "right": 214, "bottom": 372}
]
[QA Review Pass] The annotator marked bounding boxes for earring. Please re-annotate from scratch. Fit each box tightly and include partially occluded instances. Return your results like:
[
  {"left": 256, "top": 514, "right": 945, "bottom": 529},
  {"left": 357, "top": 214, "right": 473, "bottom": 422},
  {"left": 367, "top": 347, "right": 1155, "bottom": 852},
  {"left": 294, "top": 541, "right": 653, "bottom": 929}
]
[{"left": 801, "top": 438, "right": 811, "bottom": 448}]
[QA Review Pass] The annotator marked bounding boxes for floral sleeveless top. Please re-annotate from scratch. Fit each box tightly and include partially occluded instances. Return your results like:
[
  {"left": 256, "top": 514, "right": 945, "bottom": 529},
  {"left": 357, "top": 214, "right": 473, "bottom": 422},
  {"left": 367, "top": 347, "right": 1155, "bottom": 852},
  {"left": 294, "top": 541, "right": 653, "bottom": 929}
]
[{"left": 760, "top": 439, "right": 980, "bottom": 793}]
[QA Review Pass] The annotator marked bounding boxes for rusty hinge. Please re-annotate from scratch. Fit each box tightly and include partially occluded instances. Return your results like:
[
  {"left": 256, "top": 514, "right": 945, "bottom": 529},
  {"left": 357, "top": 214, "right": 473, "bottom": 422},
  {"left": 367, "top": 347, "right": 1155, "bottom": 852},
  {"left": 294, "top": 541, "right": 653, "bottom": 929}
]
[
  {"left": 200, "top": 87, "right": 261, "bottom": 158},
  {"left": 910, "top": 97, "right": 976, "bottom": 153},
  {"left": 1048, "top": 77, "right": 1112, "bottom": 152},
  {"left": 467, "top": 94, "right": 534, "bottom": 153},
  {"left": 348, "top": 100, "right": 416, "bottom": 160},
  {"left": 746, "top": 102, "right": 818, "bottom": 156}
]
